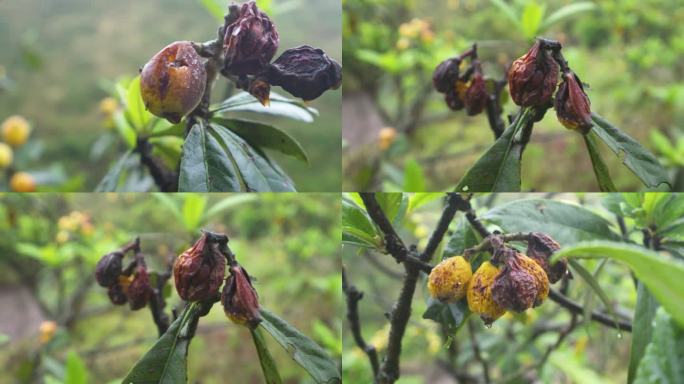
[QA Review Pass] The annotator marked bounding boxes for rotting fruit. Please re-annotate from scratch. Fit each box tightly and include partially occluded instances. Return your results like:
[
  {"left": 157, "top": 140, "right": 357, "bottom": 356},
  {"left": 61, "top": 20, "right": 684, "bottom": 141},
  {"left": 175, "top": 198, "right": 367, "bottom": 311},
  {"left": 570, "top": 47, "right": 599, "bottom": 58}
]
[
  {"left": 266, "top": 45, "right": 342, "bottom": 101},
  {"left": 508, "top": 40, "right": 558, "bottom": 107},
  {"left": 427, "top": 256, "right": 472, "bottom": 303},
  {"left": 174, "top": 233, "right": 226, "bottom": 302},
  {"left": 127, "top": 266, "right": 152, "bottom": 310},
  {"left": 467, "top": 261, "right": 506, "bottom": 326},
  {"left": 223, "top": 1, "right": 279, "bottom": 76},
  {"left": 491, "top": 250, "right": 549, "bottom": 312},
  {"left": 140, "top": 41, "right": 207, "bottom": 124},
  {"left": 526, "top": 232, "right": 567, "bottom": 284},
  {"left": 222, "top": 264, "right": 261, "bottom": 329},
  {"left": 95, "top": 251, "right": 124, "bottom": 287},
  {"left": 555, "top": 71, "right": 593, "bottom": 134}
]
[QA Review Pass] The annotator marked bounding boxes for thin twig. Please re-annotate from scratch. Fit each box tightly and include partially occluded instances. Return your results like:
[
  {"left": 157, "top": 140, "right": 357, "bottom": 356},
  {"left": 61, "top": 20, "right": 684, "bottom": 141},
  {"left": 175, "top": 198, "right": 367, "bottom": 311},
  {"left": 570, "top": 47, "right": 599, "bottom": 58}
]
[
  {"left": 419, "top": 193, "right": 461, "bottom": 263},
  {"left": 548, "top": 289, "right": 631, "bottom": 332},
  {"left": 343, "top": 267, "right": 380, "bottom": 381},
  {"left": 467, "top": 320, "right": 491, "bottom": 384}
]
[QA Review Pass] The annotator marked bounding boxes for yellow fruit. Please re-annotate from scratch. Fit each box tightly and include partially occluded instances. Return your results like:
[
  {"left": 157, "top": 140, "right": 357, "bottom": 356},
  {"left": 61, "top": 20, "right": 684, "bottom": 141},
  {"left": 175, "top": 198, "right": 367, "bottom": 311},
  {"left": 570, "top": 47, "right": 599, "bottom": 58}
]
[
  {"left": 427, "top": 256, "right": 472, "bottom": 303},
  {"left": 99, "top": 97, "right": 119, "bottom": 116},
  {"left": 518, "top": 253, "right": 549, "bottom": 304},
  {"left": 0, "top": 142, "right": 13, "bottom": 168},
  {"left": 378, "top": 127, "right": 397, "bottom": 151},
  {"left": 467, "top": 261, "right": 506, "bottom": 326},
  {"left": 1, "top": 115, "right": 31, "bottom": 147},
  {"left": 39, "top": 321, "right": 58, "bottom": 344},
  {"left": 9, "top": 172, "right": 36, "bottom": 192}
]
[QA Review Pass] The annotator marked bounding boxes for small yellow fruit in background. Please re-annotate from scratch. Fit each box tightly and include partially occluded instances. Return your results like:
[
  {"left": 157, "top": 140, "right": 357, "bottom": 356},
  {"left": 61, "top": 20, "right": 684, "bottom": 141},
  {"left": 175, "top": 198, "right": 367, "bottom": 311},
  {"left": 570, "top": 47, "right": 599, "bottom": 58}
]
[
  {"left": 0, "top": 142, "right": 13, "bottom": 168},
  {"left": 1, "top": 115, "right": 31, "bottom": 147},
  {"left": 39, "top": 320, "right": 57, "bottom": 344},
  {"left": 378, "top": 127, "right": 397, "bottom": 151},
  {"left": 10, "top": 172, "right": 36, "bottom": 192},
  {"left": 99, "top": 97, "right": 119, "bottom": 116},
  {"left": 428, "top": 256, "right": 472, "bottom": 302},
  {"left": 467, "top": 261, "right": 506, "bottom": 326}
]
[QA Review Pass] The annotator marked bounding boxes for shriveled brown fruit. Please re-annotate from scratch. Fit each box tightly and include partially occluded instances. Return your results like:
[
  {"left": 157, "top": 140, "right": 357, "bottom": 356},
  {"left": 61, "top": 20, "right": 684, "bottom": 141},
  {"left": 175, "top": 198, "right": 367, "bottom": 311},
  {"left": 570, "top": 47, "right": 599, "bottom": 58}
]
[
  {"left": 174, "top": 233, "right": 226, "bottom": 302},
  {"left": 555, "top": 72, "right": 593, "bottom": 134},
  {"left": 492, "top": 251, "right": 549, "bottom": 312},
  {"left": 223, "top": 1, "right": 279, "bottom": 76},
  {"left": 128, "top": 266, "right": 152, "bottom": 310},
  {"left": 266, "top": 45, "right": 342, "bottom": 101},
  {"left": 526, "top": 232, "right": 567, "bottom": 284},
  {"left": 222, "top": 264, "right": 261, "bottom": 329},
  {"left": 508, "top": 40, "right": 559, "bottom": 107}
]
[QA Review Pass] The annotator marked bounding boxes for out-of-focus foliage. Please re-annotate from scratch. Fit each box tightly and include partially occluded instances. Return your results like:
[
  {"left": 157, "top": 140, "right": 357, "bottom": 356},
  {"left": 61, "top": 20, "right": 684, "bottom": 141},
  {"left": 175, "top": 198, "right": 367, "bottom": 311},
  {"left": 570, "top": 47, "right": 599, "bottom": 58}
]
[{"left": 0, "top": 193, "right": 341, "bottom": 383}]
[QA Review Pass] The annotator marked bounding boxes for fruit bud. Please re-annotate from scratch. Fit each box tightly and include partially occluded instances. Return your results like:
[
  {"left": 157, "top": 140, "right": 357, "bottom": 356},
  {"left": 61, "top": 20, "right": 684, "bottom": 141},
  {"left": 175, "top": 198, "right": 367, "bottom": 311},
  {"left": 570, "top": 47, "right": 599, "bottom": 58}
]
[
  {"left": 223, "top": 1, "right": 279, "bottom": 76},
  {"left": 140, "top": 41, "right": 207, "bottom": 124},
  {"left": 491, "top": 250, "right": 549, "bottom": 312},
  {"left": 95, "top": 251, "right": 124, "bottom": 287},
  {"left": 467, "top": 261, "right": 506, "bottom": 326},
  {"left": 555, "top": 72, "right": 593, "bottom": 134},
  {"left": 526, "top": 232, "right": 567, "bottom": 284},
  {"left": 464, "top": 72, "right": 489, "bottom": 116},
  {"left": 433, "top": 57, "right": 460, "bottom": 93},
  {"left": 427, "top": 256, "right": 472, "bottom": 303},
  {"left": 248, "top": 78, "right": 271, "bottom": 106},
  {"left": 127, "top": 266, "right": 152, "bottom": 310},
  {"left": 1, "top": 115, "right": 31, "bottom": 147},
  {"left": 10, "top": 172, "right": 36, "bottom": 192},
  {"left": 508, "top": 40, "right": 559, "bottom": 107},
  {"left": 266, "top": 45, "right": 342, "bottom": 101},
  {"left": 174, "top": 233, "right": 226, "bottom": 302},
  {"left": 221, "top": 264, "right": 261, "bottom": 329}
]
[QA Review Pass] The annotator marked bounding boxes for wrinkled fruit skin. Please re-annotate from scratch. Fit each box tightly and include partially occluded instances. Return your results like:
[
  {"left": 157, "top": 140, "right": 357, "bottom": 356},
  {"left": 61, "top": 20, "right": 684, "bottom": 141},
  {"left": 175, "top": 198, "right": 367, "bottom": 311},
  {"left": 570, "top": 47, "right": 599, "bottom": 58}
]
[
  {"left": 174, "top": 233, "right": 226, "bottom": 302},
  {"left": 108, "top": 282, "right": 128, "bottom": 305},
  {"left": 467, "top": 261, "right": 506, "bottom": 326},
  {"left": 433, "top": 57, "right": 461, "bottom": 93},
  {"left": 428, "top": 256, "right": 473, "bottom": 303},
  {"left": 248, "top": 78, "right": 271, "bottom": 106},
  {"left": 464, "top": 73, "right": 489, "bottom": 116},
  {"left": 267, "top": 45, "right": 342, "bottom": 101},
  {"left": 508, "top": 41, "right": 559, "bottom": 107},
  {"left": 555, "top": 72, "right": 593, "bottom": 134},
  {"left": 223, "top": 1, "right": 279, "bottom": 76},
  {"left": 1, "top": 115, "right": 31, "bottom": 147},
  {"left": 0, "top": 142, "right": 13, "bottom": 168},
  {"left": 95, "top": 251, "right": 124, "bottom": 287},
  {"left": 444, "top": 80, "right": 468, "bottom": 111},
  {"left": 128, "top": 267, "right": 152, "bottom": 310},
  {"left": 140, "top": 41, "right": 207, "bottom": 124},
  {"left": 526, "top": 232, "right": 566, "bottom": 284},
  {"left": 492, "top": 252, "right": 549, "bottom": 312},
  {"left": 10, "top": 172, "right": 36, "bottom": 192},
  {"left": 222, "top": 265, "right": 261, "bottom": 329}
]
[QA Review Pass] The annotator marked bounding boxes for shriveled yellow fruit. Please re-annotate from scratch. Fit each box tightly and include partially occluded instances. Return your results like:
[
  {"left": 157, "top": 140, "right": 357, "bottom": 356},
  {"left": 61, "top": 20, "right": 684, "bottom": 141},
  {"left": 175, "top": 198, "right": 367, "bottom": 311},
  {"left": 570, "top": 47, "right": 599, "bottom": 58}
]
[
  {"left": 1, "top": 115, "right": 31, "bottom": 147},
  {"left": 427, "top": 256, "right": 472, "bottom": 302},
  {"left": 467, "top": 261, "right": 505, "bottom": 326},
  {"left": 0, "top": 142, "right": 13, "bottom": 168},
  {"left": 10, "top": 172, "right": 36, "bottom": 192},
  {"left": 518, "top": 253, "right": 549, "bottom": 304}
]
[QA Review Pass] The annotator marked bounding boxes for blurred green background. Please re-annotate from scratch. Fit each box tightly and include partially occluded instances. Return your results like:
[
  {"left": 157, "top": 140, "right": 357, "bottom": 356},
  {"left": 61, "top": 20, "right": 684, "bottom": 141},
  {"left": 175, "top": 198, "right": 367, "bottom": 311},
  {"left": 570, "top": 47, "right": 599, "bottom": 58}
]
[
  {"left": 0, "top": 193, "right": 341, "bottom": 383},
  {"left": 0, "top": 0, "right": 341, "bottom": 192},
  {"left": 342, "top": 0, "right": 684, "bottom": 191}
]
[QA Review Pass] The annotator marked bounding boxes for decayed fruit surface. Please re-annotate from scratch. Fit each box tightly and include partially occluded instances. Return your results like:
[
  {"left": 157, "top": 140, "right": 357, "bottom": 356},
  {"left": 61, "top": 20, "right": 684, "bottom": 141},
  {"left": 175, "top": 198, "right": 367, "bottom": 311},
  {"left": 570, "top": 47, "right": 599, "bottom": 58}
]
[
  {"left": 508, "top": 40, "right": 559, "bottom": 107},
  {"left": 427, "top": 256, "right": 472, "bottom": 303},
  {"left": 467, "top": 261, "right": 505, "bottom": 325},
  {"left": 492, "top": 251, "right": 549, "bottom": 312},
  {"left": 174, "top": 233, "right": 226, "bottom": 302},
  {"left": 526, "top": 232, "right": 567, "bottom": 283}
]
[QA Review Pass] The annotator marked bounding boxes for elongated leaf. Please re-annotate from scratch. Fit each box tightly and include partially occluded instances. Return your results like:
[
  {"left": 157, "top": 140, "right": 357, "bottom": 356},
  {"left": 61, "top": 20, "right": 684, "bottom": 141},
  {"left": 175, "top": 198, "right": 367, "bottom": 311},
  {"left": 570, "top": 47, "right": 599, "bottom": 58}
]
[
  {"left": 259, "top": 308, "right": 341, "bottom": 384},
  {"left": 628, "top": 283, "right": 659, "bottom": 383},
  {"left": 634, "top": 308, "right": 684, "bottom": 384},
  {"left": 203, "top": 195, "right": 257, "bottom": 220},
  {"left": 64, "top": 351, "right": 88, "bottom": 384},
  {"left": 541, "top": 2, "right": 596, "bottom": 29},
  {"left": 213, "top": 91, "right": 318, "bottom": 123},
  {"left": 591, "top": 113, "right": 671, "bottom": 189},
  {"left": 551, "top": 241, "right": 684, "bottom": 327},
  {"left": 489, "top": 0, "right": 519, "bottom": 26},
  {"left": 251, "top": 328, "right": 283, "bottom": 384},
  {"left": 126, "top": 76, "right": 152, "bottom": 131},
  {"left": 342, "top": 197, "right": 379, "bottom": 243},
  {"left": 569, "top": 259, "right": 621, "bottom": 329},
  {"left": 483, "top": 199, "right": 621, "bottom": 245},
  {"left": 422, "top": 296, "right": 471, "bottom": 332},
  {"left": 583, "top": 132, "right": 617, "bottom": 192},
  {"left": 375, "top": 193, "right": 405, "bottom": 226},
  {"left": 404, "top": 158, "right": 426, "bottom": 192},
  {"left": 123, "top": 303, "right": 201, "bottom": 383},
  {"left": 520, "top": 1, "right": 545, "bottom": 39},
  {"left": 95, "top": 150, "right": 133, "bottom": 192},
  {"left": 212, "top": 117, "right": 308, "bottom": 163}
]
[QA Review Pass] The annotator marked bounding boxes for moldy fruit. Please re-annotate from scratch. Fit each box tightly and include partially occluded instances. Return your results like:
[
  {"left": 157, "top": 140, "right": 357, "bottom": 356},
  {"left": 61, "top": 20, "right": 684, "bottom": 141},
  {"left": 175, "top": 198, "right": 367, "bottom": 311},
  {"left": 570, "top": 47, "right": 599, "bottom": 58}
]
[
  {"left": 427, "top": 256, "right": 472, "bottom": 303},
  {"left": 467, "top": 261, "right": 506, "bottom": 326},
  {"left": 508, "top": 40, "right": 559, "bottom": 107},
  {"left": 223, "top": 1, "right": 279, "bottom": 76},
  {"left": 174, "top": 233, "right": 226, "bottom": 302},
  {"left": 266, "top": 45, "right": 342, "bottom": 101},
  {"left": 555, "top": 72, "right": 593, "bottom": 134},
  {"left": 491, "top": 250, "right": 549, "bottom": 312}
]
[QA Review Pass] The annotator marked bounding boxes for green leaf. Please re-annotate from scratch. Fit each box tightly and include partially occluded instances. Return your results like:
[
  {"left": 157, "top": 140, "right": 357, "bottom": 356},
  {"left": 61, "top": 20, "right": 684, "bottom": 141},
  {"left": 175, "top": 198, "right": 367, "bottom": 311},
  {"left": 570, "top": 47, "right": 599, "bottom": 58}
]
[
  {"left": 488, "top": 0, "right": 519, "bottom": 27},
  {"left": 551, "top": 241, "right": 684, "bottom": 327},
  {"left": 210, "top": 124, "right": 296, "bottom": 191},
  {"left": 259, "top": 308, "right": 341, "bottom": 384},
  {"left": 443, "top": 218, "right": 481, "bottom": 260},
  {"left": 634, "top": 308, "right": 684, "bottom": 384},
  {"left": 126, "top": 76, "right": 153, "bottom": 131},
  {"left": 422, "top": 296, "right": 471, "bottom": 331},
  {"left": 628, "top": 283, "right": 659, "bottom": 383},
  {"left": 123, "top": 303, "right": 201, "bottom": 383},
  {"left": 375, "top": 193, "right": 405, "bottom": 226},
  {"left": 583, "top": 132, "right": 617, "bottom": 192},
  {"left": 408, "top": 193, "right": 444, "bottom": 212},
  {"left": 178, "top": 122, "right": 242, "bottom": 192},
  {"left": 203, "top": 195, "right": 257, "bottom": 220},
  {"left": 541, "top": 2, "right": 596, "bottom": 30},
  {"left": 520, "top": 1, "right": 545, "bottom": 39},
  {"left": 403, "top": 158, "right": 426, "bottom": 192},
  {"left": 568, "top": 259, "right": 621, "bottom": 330},
  {"left": 251, "top": 328, "right": 283, "bottom": 384},
  {"left": 113, "top": 110, "right": 136, "bottom": 149},
  {"left": 591, "top": 113, "right": 671, "bottom": 190},
  {"left": 212, "top": 117, "right": 308, "bottom": 163},
  {"left": 181, "top": 194, "right": 207, "bottom": 231},
  {"left": 482, "top": 199, "right": 621, "bottom": 245},
  {"left": 95, "top": 150, "right": 133, "bottom": 192},
  {"left": 549, "top": 350, "right": 612, "bottom": 384},
  {"left": 213, "top": 91, "right": 318, "bottom": 123},
  {"left": 342, "top": 197, "right": 379, "bottom": 245},
  {"left": 64, "top": 351, "right": 88, "bottom": 384}
]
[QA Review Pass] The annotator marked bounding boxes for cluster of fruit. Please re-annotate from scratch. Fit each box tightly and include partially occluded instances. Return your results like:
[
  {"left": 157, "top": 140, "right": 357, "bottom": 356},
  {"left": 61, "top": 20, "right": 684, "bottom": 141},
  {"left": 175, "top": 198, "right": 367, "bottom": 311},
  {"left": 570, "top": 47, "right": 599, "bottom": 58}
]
[
  {"left": 0, "top": 115, "right": 36, "bottom": 192},
  {"left": 427, "top": 233, "right": 567, "bottom": 326}
]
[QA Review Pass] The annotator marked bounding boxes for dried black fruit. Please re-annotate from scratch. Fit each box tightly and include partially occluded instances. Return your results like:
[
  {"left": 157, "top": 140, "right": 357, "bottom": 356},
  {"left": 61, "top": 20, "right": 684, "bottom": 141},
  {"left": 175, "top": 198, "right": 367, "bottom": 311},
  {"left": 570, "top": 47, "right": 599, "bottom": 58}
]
[
  {"left": 221, "top": 265, "right": 261, "bottom": 329},
  {"left": 95, "top": 251, "right": 124, "bottom": 287},
  {"left": 508, "top": 40, "right": 559, "bottom": 107},
  {"left": 174, "top": 233, "right": 226, "bottom": 302},
  {"left": 433, "top": 57, "right": 461, "bottom": 93},
  {"left": 526, "top": 232, "right": 567, "bottom": 284},
  {"left": 266, "top": 45, "right": 342, "bottom": 101},
  {"left": 128, "top": 266, "right": 152, "bottom": 310},
  {"left": 108, "top": 281, "right": 128, "bottom": 306},
  {"left": 464, "top": 72, "right": 489, "bottom": 116},
  {"left": 223, "top": 1, "right": 279, "bottom": 76}
]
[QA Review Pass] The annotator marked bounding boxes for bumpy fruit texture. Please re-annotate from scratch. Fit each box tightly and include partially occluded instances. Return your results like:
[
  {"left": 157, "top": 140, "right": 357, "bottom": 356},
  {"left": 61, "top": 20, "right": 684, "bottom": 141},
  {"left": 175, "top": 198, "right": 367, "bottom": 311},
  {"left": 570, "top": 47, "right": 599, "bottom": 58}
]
[
  {"left": 464, "top": 72, "right": 489, "bottom": 116},
  {"left": 95, "top": 251, "right": 124, "bottom": 287},
  {"left": 1, "top": 115, "right": 31, "bottom": 147},
  {"left": 108, "top": 282, "right": 128, "bottom": 305},
  {"left": 10, "top": 172, "right": 36, "bottom": 192},
  {"left": 433, "top": 57, "right": 461, "bottom": 93},
  {"left": 222, "top": 265, "right": 261, "bottom": 329},
  {"left": 223, "top": 1, "right": 279, "bottom": 76},
  {"left": 467, "top": 261, "right": 506, "bottom": 325},
  {"left": 428, "top": 256, "right": 473, "bottom": 303},
  {"left": 174, "top": 233, "right": 226, "bottom": 302},
  {"left": 526, "top": 232, "right": 566, "bottom": 284},
  {"left": 128, "top": 266, "right": 152, "bottom": 310},
  {"left": 140, "top": 41, "right": 207, "bottom": 124},
  {"left": 267, "top": 45, "right": 342, "bottom": 101},
  {"left": 0, "top": 142, "right": 13, "bottom": 168},
  {"left": 248, "top": 78, "right": 271, "bottom": 106},
  {"left": 492, "top": 251, "right": 549, "bottom": 312},
  {"left": 508, "top": 41, "right": 559, "bottom": 107},
  {"left": 555, "top": 72, "right": 593, "bottom": 134}
]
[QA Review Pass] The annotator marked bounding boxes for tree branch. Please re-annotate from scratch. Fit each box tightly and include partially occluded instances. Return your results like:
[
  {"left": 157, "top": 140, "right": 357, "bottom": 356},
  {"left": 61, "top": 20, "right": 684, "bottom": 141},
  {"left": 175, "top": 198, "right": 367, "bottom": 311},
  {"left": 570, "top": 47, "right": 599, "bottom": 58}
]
[
  {"left": 548, "top": 289, "right": 632, "bottom": 332},
  {"left": 343, "top": 267, "right": 380, "bottom": 381},
  {"left": 419, "top": 193, "right": 461, "bottom": 262}
]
